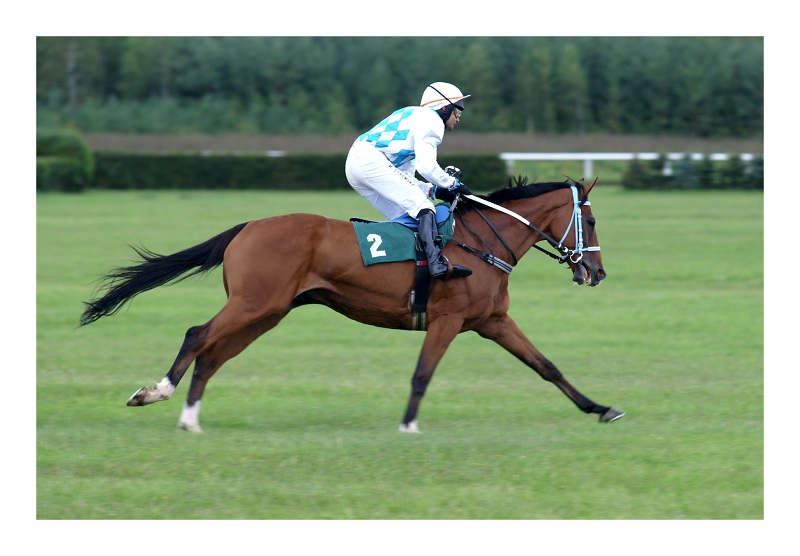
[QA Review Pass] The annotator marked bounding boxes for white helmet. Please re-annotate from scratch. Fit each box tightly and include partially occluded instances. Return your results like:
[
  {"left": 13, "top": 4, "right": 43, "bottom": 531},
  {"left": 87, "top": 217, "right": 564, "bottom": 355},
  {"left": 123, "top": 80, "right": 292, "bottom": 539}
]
[{"left": 420, "top": 82, "right": 471, "bottom": 111}]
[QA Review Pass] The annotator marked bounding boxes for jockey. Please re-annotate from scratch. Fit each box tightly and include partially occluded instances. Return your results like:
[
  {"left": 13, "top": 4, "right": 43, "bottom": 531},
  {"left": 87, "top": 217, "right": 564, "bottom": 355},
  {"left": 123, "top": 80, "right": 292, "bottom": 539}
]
[{"left": 345, "top": 82, "right": 472, "bottom": 280}]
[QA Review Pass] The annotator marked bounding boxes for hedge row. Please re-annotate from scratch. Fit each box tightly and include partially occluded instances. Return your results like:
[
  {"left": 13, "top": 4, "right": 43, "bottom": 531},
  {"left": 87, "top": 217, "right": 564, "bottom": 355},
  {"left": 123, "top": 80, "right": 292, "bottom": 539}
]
[
  {"left": 92, "top": 152, "right": 509, "bottom": 191},
  {"left": 36, "top": 129, "right": 95, "bottom": 192},
  {"left": 622, "top": 154, "right": 763, "bottom": 190},
  {"left": 37, "top": 129, "right": 763, "bottom": 192}
]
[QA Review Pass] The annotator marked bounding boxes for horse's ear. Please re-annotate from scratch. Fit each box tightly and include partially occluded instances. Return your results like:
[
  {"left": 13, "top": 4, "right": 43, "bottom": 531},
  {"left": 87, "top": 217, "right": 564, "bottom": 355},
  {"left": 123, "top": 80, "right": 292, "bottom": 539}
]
[{"left": 584, "top": 178, "right": 598, "bottom": 196}]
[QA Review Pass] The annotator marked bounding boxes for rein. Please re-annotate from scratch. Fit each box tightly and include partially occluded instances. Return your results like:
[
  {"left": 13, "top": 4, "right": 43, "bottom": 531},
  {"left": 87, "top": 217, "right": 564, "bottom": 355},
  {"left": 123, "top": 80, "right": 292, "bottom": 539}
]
[{"left": 453, "top": 186, "right": 600, "bottom": 274}]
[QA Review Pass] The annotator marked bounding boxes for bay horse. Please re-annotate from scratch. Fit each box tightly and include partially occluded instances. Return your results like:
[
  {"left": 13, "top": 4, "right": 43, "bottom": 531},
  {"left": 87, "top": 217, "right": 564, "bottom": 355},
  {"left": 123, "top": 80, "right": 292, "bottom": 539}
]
[{"left": 80, "top": 177, "right": 624, "bottom": 433}]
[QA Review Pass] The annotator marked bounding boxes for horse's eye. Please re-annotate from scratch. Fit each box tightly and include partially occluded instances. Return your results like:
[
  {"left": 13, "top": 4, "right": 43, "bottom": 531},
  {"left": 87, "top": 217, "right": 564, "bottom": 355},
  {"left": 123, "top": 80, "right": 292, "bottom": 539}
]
[{"left": 587, "top": 217, "right": 596, "bottom": 227}]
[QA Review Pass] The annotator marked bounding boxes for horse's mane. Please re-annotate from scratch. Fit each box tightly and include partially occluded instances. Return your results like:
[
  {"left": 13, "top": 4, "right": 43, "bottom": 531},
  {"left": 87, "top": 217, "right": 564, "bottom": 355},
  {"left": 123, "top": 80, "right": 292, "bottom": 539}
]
[{"left": 475, "top": 176, "right": 584, "bottom": 208}]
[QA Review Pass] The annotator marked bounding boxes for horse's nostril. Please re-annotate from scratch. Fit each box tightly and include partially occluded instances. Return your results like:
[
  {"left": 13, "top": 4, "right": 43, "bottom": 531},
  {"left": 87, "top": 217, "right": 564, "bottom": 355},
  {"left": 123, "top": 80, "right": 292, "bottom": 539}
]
[{"left": 598, "top": 269, "right": 607, "bottom": 280}]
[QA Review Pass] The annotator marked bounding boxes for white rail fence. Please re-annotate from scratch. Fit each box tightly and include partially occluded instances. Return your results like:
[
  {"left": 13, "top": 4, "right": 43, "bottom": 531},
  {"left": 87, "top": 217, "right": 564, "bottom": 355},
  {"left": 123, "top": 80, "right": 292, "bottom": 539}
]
[{"left": 499, "top": 152, "right": 757, "bottom": 178}]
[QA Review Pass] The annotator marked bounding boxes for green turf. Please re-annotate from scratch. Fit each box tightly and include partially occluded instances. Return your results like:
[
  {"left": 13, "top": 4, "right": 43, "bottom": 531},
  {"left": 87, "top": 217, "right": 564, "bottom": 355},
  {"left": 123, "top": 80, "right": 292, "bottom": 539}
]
[{"left": 36, "top": 187, "right": 763, "bottom": 520}]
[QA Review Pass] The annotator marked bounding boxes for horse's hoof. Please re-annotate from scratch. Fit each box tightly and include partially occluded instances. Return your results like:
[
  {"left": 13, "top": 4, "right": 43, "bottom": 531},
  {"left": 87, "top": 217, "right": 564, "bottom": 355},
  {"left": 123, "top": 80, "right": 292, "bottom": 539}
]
[
  {"left": 599, "top": 408, "right": 625, "bottom": 423},
  {"left": 178, "top": 422, "right": 204, "bottom": 433},
  {"left": 126, "top": 387, "right": 149, "bottom": 406},
  {"left": 399, "top": 420, "right": 420, "bottom": 433}
]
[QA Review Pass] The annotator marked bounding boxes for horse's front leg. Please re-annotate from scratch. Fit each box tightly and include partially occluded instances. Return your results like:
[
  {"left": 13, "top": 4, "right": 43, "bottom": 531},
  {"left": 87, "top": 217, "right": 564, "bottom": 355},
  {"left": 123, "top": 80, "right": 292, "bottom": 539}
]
[
  {"left": 400, "top": 317, "right": 463, "bottom": 433},
  {"left": 475, "top": 313, "right": 624, "bottom": 423}
]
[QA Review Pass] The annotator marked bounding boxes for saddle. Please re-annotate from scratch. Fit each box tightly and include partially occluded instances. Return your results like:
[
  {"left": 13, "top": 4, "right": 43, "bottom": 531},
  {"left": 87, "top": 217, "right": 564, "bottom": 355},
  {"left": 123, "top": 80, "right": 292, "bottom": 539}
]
[
  {"left": 350, "top": 204, "right": 455, "bottom": 266},
  {"left": 350, "top": 203, "right": 455, "bottom": 330}
]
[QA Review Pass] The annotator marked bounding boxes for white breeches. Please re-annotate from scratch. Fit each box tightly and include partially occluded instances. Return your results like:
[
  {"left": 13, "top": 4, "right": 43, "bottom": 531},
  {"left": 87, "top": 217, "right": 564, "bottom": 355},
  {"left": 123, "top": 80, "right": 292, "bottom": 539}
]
[{"left": 345, "top": 142, "right": 434, "bottom": 221}]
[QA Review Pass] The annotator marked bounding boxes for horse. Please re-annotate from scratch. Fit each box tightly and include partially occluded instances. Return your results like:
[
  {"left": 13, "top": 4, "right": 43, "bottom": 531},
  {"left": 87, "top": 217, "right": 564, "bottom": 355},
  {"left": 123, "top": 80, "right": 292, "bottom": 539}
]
[{"left": 79, "top": 176, "right": 624, "bottom": 433}]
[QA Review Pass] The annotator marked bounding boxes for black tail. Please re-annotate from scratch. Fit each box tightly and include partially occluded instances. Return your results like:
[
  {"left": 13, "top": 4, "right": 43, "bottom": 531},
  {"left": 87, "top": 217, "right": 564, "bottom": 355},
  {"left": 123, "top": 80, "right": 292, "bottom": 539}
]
[{"left": 80, "top": 222, "right": 249, "bottom": 326}]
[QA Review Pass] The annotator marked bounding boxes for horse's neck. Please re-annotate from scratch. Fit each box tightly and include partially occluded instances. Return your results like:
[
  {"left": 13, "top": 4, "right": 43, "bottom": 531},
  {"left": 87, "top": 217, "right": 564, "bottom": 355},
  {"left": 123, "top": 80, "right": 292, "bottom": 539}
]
[{"left": 507, "top": 201, "right": 553, "bottom": 256}]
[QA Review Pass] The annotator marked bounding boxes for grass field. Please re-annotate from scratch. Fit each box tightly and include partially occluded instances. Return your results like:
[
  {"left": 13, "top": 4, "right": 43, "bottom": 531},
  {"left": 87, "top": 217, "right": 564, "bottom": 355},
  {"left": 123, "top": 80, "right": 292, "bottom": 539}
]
[{"left": 35, "top": 186, "right": 765, "bottom": 539}]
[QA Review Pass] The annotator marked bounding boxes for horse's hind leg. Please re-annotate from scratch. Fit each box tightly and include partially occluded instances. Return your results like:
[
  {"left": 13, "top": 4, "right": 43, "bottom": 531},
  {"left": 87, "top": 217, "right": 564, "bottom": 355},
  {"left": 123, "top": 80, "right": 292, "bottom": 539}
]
[
  {"left": 177, "top": 309, "right": 290, "bottom": 432},
  {"left": 475, "top": 314, "right": 624, "bottom": 423},
  {"left": 126, "top": 324, "right": 210, "bottom": 407}
]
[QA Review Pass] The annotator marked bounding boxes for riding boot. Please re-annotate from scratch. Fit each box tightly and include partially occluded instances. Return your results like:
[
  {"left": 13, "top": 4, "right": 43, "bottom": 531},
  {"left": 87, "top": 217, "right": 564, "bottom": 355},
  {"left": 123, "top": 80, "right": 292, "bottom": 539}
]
[{"left": 416, "top": 209, "right": 472, "bottom": 280}]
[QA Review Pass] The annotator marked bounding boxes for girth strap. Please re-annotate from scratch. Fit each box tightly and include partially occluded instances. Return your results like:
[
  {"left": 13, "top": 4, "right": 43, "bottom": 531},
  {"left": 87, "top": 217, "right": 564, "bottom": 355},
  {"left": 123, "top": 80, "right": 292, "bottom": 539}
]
[{"left": 411, "top": 234, "right": 430, "bottom": 330}]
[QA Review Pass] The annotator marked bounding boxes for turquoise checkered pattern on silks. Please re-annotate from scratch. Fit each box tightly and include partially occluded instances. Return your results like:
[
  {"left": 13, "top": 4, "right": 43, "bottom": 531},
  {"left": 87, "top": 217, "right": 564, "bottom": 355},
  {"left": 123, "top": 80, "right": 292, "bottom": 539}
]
[{"left": 356, "top": 106, "right": 417, "bottom": 168}]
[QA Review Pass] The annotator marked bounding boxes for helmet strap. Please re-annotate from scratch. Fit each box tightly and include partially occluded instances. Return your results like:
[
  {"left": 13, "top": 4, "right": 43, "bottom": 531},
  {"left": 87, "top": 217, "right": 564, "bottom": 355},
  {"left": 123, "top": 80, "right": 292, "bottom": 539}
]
[{"left": 436, "top": 105, "right": 455, "bottom": 123}]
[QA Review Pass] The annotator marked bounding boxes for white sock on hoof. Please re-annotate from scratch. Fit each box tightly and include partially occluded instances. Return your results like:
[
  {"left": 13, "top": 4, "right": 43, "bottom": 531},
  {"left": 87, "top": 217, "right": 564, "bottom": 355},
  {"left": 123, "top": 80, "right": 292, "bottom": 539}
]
[
  {"left": 178, "top": 401, "right": 203, "bottom": 433},
  {"left": 399, "top": 420, "right": 420, "bottom": 433}
]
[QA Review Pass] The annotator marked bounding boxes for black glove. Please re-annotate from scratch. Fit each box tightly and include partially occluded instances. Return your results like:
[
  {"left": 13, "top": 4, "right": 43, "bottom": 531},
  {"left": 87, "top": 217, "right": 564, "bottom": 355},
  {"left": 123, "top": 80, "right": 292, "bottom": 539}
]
[
  {"left": 435, "top": 186, "right": 458, "bottom": 202},
  {"left": 434, "top": 181, "right": 472, "bottom": 201}
]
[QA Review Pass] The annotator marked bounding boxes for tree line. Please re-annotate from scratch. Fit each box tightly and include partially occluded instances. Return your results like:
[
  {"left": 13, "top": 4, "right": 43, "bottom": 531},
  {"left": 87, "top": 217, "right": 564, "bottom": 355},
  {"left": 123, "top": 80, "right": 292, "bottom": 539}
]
[{"left": 37, "top": 37, "right": 763, "bottom": 138}]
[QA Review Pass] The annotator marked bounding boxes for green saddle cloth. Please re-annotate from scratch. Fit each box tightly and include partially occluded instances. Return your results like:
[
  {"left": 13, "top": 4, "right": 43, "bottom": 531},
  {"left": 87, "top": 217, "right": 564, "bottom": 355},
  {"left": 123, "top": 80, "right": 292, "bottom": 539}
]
[{"left": 351, "top": 209, "right": 455, "bottom": 266}]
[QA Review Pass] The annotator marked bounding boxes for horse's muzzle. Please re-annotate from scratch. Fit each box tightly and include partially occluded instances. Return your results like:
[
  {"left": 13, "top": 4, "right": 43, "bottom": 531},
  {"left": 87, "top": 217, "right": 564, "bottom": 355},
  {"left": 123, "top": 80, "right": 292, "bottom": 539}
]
[{"left": 572, "top": 262, "right": 606, "bottom": 286}]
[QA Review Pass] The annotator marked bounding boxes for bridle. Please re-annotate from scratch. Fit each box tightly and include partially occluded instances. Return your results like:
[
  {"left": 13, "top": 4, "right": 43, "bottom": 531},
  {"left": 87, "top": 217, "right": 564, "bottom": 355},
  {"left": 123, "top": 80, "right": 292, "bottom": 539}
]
[{"left": 452, "top": 185, "right": 600, "bottom": 275}]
